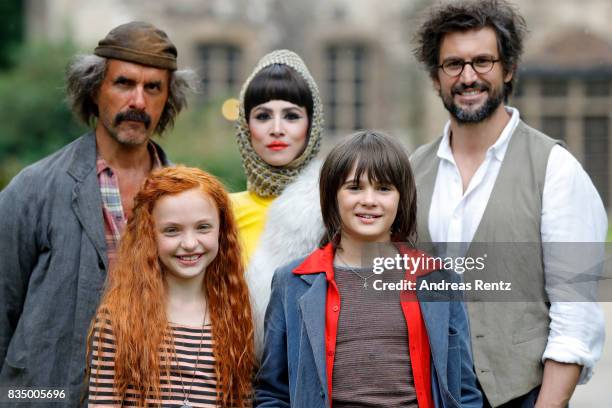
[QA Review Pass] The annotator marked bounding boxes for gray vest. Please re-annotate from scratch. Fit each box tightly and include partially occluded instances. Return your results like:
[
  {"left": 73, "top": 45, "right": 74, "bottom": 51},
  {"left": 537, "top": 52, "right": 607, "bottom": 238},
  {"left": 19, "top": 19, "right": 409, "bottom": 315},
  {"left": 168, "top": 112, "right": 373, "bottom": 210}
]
[{"left": 410, "top": 120, "right": 558, "bottom": 406}]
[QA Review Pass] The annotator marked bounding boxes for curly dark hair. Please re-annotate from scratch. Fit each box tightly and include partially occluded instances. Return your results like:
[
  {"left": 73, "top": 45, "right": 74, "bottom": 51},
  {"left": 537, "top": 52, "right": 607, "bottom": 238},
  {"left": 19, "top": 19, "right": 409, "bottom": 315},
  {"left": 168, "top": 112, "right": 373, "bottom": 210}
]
[{"left": 413, "top": 0, "right": 527, "bottom": 97}]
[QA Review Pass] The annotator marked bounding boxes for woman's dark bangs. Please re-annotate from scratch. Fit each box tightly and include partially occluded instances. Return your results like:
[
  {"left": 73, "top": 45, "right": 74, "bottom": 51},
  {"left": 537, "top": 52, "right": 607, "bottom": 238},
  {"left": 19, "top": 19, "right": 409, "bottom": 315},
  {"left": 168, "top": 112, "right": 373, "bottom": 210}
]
[
  {"left": 248, "top": 76, "right": 307, "bottom": 107},
  {"left": 244, "top": 65, "right": 312, "bottom": 116}
]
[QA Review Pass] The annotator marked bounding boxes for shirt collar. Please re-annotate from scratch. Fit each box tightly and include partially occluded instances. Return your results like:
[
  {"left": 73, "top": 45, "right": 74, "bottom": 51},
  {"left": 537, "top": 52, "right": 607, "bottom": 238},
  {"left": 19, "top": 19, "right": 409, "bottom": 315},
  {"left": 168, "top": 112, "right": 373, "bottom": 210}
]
[
  {"left": 437, "top": 106, "right": 521, "bottom": 163},
  {"left": 96, "top": 141, "right": 163, "bottom": 176},
  {"left": 96, "top": 155, "right": 110, "bottom": 176}
]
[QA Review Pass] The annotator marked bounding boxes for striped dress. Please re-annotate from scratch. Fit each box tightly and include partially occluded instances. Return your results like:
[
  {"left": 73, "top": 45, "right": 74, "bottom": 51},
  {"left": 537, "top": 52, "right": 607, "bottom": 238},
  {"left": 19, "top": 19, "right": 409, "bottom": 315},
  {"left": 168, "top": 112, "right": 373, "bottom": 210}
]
[{"left": 89, "top": 319, "right": 219, "bottom": 407}]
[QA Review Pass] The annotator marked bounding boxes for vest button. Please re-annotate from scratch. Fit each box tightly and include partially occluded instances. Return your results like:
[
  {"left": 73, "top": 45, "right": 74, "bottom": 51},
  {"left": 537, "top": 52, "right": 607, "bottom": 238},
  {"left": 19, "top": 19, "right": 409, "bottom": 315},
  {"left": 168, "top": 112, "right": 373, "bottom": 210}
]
[{"left": 332, "top": 305, "right": 339, "bottom": 312}]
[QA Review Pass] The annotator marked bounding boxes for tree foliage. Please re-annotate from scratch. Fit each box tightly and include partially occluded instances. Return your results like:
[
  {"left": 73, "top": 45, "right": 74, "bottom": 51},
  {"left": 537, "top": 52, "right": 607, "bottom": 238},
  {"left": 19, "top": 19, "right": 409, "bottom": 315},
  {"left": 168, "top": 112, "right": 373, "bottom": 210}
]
[
  {"left": 158, "top": 96, "right": 247, "bottom": 193},
  {"left": 0, "top": 41, "right": 86, "bottom": 187},
  {"left": 0, "top": 0, "right": 24, "bottom": 70},
  {"left": 0, "top": 41, "right": 245, "bottom": 192}
]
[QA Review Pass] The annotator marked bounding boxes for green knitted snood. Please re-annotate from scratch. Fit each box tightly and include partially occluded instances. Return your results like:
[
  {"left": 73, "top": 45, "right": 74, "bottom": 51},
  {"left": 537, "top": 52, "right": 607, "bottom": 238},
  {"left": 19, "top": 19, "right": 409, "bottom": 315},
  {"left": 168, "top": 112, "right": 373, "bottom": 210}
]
[{"left": 235, "top": 49, "right": 324, "bottom": 197}]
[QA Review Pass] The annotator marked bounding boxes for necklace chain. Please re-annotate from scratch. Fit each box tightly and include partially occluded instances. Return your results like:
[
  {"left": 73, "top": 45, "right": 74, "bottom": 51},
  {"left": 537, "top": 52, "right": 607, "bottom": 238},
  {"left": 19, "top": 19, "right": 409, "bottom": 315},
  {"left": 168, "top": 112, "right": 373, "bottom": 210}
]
[
  {"left": 336, "top": 253, "right": 376, "bottom": 288},
  {"left": 171, "top": 305, "right": 208, "bottom": 408}
]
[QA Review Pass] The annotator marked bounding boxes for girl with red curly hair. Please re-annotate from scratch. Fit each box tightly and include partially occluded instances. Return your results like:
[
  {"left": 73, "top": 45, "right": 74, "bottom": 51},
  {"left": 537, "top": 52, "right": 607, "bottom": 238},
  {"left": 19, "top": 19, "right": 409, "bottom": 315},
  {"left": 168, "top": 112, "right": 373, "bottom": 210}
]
[{"left": 87, "top": 166, "right": 254, "bottom": 407}]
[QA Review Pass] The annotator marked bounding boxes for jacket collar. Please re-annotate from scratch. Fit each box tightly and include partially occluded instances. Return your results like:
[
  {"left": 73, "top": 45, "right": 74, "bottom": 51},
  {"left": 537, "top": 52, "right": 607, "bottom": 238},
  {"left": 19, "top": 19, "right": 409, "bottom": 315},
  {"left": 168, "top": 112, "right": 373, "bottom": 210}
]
[
  {"left": 67, "top": 132, "right": 97, "bottom": 182},
  {"left": 67, "top": 132, "right": 170, "bottom": 182},
  {"left": 66, "top": 132, "right": 170, "bottom": 270},
  {"left": 152, "top": 139, "right": 171, "bottom": 165},
  {"left": 293, "top": 243, "right": 335, "bottom": 282},
  {"left": 293, "top": 242, "right": 437, "bottom": 281},
  {"left": 67, "top": 132, "right": 106, "bottom": 268}
]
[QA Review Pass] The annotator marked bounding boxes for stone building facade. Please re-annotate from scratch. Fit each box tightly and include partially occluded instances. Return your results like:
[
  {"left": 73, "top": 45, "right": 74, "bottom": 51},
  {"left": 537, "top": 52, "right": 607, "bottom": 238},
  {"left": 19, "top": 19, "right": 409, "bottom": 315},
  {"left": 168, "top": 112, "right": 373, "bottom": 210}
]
[{"left": 26, "top": 0, "right": 612, "bottom": 207}]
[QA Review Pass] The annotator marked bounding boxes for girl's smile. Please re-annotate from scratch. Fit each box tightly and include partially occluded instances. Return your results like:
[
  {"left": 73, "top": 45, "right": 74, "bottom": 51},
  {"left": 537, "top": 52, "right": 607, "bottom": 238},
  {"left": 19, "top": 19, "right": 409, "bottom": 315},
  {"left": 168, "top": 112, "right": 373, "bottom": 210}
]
[{"left": 153, "top": 188, "right": 220, "bottom": 282}]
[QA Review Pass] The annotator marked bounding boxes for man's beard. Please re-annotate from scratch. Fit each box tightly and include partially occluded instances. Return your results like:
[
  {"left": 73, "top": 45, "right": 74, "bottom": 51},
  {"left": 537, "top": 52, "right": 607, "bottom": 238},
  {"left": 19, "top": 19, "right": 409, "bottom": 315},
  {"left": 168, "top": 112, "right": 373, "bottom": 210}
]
[{"left": 441, "top": 82, "right": 505, "bottom": 124}]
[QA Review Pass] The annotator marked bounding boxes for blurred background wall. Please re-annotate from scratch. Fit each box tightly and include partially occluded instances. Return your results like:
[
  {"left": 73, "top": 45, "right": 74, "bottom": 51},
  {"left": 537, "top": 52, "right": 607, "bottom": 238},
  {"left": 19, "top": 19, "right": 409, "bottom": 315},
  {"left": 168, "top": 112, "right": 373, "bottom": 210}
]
[
  {"left": 0, "top": 0, "right": 611, "bottom": 405},
  {"left": 0, "top": 0, "right": 609, "bottom": 200}
]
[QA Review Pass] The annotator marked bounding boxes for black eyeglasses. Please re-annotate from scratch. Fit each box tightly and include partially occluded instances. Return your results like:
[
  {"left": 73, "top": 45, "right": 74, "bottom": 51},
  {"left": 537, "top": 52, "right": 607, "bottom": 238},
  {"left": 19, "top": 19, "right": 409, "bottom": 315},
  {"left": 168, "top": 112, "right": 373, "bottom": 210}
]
[{"left": 438, "top": 56, "right": 500, "bottom": 77}]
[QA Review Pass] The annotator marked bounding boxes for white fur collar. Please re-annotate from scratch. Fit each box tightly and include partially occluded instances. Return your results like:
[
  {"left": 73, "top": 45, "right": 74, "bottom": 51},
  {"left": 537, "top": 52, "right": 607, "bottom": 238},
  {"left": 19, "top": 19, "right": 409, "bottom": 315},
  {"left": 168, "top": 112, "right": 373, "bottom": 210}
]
[{"left": 246, "top": 160, "right": 325, "bottom": 356}]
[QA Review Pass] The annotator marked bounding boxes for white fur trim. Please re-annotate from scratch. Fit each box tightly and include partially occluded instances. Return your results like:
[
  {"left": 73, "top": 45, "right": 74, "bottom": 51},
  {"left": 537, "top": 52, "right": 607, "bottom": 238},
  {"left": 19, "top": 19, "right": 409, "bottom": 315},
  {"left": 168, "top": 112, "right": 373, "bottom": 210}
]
[{"left": 246, "top": 160, "right": 325, "bottom": 357}]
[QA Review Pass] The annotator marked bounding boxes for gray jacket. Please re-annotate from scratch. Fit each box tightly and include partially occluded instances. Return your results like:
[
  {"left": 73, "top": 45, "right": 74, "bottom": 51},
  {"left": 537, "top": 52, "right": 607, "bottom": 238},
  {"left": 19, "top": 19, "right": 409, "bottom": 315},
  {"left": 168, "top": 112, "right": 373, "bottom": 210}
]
[{"left": 0, "top": 132, "right": 169, "bottom": 407}]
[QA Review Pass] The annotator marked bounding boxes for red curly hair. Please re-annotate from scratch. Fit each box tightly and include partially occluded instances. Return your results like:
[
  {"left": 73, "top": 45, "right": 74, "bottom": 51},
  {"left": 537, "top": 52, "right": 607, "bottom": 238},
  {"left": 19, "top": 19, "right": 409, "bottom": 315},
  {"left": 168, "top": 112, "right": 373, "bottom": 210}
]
[{"left": 88, "top": 166, "right": 254, "bottom": 407}]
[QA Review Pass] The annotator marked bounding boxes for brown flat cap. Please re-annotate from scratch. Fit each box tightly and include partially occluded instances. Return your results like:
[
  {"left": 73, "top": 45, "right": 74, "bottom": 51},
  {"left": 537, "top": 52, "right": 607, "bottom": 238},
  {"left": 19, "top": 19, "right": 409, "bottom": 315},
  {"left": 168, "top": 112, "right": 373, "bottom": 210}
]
[{"left": 94, "top": 21, "right": 177, "bottom": 70}]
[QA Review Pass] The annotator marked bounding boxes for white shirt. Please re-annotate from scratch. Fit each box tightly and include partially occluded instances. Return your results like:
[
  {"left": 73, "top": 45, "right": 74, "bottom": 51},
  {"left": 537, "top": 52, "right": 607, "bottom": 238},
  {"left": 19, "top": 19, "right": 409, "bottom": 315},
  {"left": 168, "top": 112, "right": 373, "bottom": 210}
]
[{"left": 428, "top": 107, "right": 606, "bottom": 383}]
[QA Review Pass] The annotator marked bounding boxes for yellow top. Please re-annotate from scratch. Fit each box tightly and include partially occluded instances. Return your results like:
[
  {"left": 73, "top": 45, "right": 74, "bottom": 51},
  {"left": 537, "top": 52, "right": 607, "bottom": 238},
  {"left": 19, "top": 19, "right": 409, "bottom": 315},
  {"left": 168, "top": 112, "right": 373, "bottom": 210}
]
[{"left": 230, "top": 191, "right": 276, "bottom": 264}]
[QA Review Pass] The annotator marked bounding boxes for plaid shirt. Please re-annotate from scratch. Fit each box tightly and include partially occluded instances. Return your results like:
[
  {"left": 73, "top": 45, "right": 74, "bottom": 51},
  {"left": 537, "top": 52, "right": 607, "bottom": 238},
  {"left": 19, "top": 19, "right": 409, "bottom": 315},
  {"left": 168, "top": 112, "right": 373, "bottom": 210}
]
[{"left": 96, "top": 143, "right": 162, "bottom": 267}]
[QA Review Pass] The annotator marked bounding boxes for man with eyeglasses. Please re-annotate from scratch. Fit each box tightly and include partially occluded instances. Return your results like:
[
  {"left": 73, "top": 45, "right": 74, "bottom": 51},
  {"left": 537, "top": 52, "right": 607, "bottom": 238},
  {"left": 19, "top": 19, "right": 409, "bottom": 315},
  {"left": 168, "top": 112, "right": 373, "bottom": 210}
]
[{"left": 410, "top": 0, "right": 606, "bottom": 407}]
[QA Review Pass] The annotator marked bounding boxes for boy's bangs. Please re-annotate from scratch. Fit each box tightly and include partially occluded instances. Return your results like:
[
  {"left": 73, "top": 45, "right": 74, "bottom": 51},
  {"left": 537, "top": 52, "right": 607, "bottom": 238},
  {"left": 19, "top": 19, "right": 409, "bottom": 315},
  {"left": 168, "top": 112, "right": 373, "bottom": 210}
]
[{"left": 350, "top": 142, "right": 403, "bottom": 188}]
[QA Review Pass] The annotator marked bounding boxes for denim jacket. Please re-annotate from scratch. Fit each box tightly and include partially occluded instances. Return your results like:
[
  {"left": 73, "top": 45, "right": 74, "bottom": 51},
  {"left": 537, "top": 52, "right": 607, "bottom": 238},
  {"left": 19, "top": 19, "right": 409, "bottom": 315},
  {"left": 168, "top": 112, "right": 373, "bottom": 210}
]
[{"left": 255, "top": 244, "right": 482, "bottom": 408}]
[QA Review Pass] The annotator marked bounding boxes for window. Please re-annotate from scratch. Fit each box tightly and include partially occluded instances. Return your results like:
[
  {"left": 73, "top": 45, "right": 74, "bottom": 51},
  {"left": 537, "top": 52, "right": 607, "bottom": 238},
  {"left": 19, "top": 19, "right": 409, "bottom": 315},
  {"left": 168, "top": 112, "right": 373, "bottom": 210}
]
[
  {"left": 584, "top": 117, "right": 609, "bottom": 207},
  {"left": 324, "top": 44, "right": 369, "bottom": 132},
  {"left": 585, "top": 79, "right": 611, "bottom": 97},
  {"left": 540, "top": 79, "right": 568, "bottom": 97},
  {"left": 541, "top": 116, "right": 566, "bottom": 142},
  {"left": 196, "top": 43, "right": 242, "bottom": 101},
  {"left": 511, "top": 75, "right": 612, "bottom": 209}
]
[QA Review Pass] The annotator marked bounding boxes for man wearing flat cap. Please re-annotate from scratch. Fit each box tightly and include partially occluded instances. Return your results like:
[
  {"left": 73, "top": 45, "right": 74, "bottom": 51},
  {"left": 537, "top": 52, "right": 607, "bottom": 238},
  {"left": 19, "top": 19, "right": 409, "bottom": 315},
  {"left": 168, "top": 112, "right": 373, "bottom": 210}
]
[{"left": 0, "top": 22, "right": 196, "bottom": 406}]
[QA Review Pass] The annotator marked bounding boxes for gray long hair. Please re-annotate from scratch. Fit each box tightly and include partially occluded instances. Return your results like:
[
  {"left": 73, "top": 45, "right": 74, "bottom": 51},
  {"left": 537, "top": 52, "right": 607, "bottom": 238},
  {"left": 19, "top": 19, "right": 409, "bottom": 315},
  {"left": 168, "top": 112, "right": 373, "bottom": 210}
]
[{"left": 65, "top": 54, "right": 198, "bottom": 135}]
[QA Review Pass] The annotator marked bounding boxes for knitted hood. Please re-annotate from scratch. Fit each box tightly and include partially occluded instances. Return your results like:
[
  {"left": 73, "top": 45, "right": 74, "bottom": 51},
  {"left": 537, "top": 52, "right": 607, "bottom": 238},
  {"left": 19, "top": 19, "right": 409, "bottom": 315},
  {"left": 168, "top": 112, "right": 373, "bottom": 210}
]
[{"left": 235, "top": 49, "right": 324, "bottom": 197}]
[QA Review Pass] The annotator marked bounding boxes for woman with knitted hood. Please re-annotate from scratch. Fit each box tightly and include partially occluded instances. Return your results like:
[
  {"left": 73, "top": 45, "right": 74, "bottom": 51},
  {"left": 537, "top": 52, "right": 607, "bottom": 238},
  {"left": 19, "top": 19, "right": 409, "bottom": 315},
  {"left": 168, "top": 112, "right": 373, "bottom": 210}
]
[{"left": 231, "top": 49, "right": 325, "bottom": 354}]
